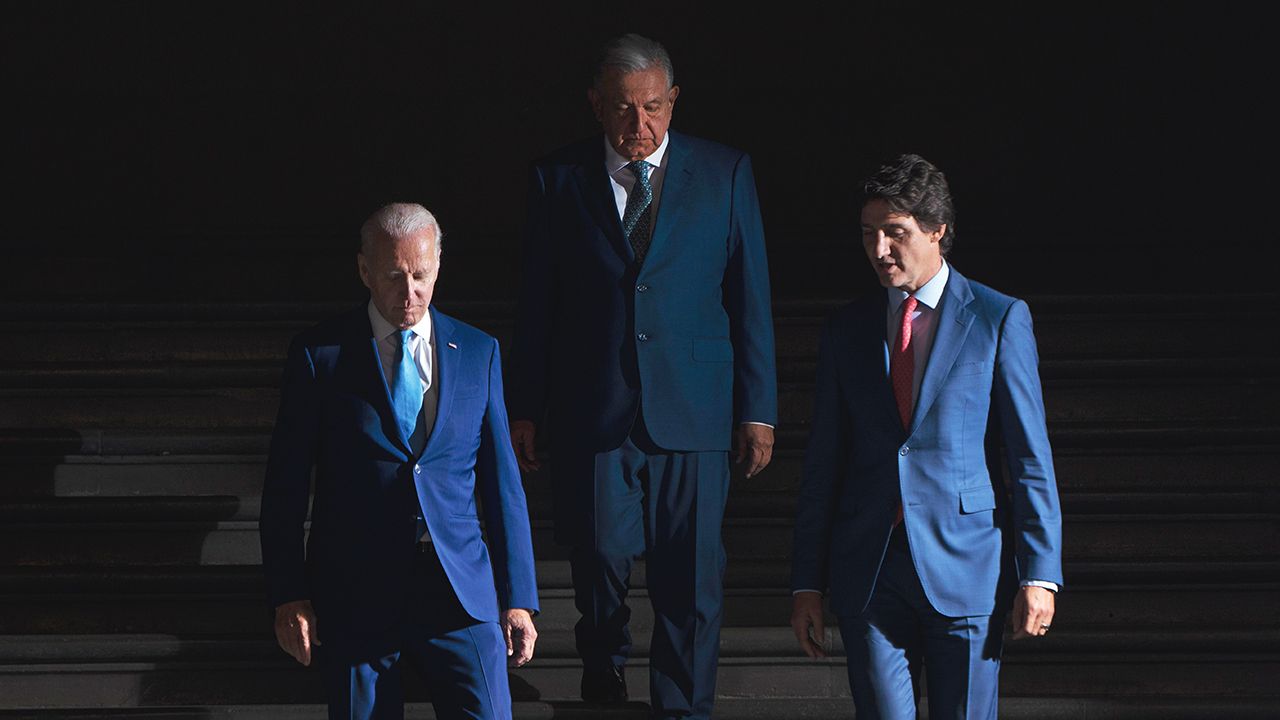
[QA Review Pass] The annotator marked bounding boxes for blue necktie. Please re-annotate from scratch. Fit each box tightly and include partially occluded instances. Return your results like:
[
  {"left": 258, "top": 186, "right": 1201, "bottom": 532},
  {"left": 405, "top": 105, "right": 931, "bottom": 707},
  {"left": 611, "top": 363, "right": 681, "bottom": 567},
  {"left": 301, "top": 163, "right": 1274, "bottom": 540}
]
[
  {"left": 391, "top": 329, "right": 423, "bottom": 443},
  {"left": 622, "top": 160, "right": 654, "bottom": 262}
]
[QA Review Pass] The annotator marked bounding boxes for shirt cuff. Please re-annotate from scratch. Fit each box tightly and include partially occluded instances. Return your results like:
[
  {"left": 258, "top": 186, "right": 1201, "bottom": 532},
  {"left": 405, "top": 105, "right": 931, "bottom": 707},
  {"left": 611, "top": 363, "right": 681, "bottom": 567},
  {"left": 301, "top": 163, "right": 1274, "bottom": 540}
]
[
  {"left": 741, "top": 421, "right": 775, "bottom": 429},
  {"left": 792, "top": 589, "right": 823, "bottom": 596},
  {"left": 1021, "top": 580, "right": 1059, "bottom": 592}
]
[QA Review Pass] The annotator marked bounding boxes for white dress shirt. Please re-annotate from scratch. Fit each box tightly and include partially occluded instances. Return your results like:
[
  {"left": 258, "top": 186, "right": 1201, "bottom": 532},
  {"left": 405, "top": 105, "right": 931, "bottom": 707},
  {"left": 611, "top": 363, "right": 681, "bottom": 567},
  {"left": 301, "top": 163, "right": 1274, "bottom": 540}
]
[
  {"left": 367, "top": 301, "right": 433, "bottom": 394},
  {"left": 603, "top": 132, "right": 670, "bottom": 223}
]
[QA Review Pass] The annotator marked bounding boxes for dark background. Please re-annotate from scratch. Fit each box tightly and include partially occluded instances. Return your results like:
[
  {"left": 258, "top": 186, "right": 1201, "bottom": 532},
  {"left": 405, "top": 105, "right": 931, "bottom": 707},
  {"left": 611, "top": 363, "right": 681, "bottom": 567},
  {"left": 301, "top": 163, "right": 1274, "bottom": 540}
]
[{"left": 3, "top": 3, "right": 1272, "bottom": 305}]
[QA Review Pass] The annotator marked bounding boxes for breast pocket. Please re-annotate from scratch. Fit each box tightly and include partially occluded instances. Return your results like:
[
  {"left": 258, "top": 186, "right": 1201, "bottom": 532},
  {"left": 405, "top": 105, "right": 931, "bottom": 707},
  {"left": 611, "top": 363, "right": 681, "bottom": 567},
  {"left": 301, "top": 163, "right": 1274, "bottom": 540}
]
[{"left": 949, "top": 361, "right": 991, "bottom": 378}]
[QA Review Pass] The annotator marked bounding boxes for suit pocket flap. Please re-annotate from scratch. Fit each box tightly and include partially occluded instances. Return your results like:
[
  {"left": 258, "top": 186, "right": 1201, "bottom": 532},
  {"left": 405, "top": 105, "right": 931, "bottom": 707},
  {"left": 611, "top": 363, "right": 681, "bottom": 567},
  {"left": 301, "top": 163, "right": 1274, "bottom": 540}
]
[
  {"left": 692, "top": 337, "right": 734, "bottom": 362},
  {"left": 960, "top": 486, "right": 996, "bottom": 513}
]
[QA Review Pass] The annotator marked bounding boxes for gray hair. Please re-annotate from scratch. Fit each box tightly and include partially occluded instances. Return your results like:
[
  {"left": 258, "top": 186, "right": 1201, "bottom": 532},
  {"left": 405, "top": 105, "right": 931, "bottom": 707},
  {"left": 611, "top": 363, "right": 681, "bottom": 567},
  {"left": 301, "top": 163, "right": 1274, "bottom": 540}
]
[
  {"left": 594, "top": 33, "right": 674, "bottom": 89},
  {"left": 359, "top": 202, "right": 443, "bottom": 255}
]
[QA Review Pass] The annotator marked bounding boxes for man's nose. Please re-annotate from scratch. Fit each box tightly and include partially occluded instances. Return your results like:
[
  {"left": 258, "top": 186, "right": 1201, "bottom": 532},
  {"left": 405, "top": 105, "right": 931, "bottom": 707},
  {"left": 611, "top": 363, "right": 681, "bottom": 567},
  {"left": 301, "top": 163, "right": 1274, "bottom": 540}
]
[{"left": 873, "top": 232, "right": 891, "bottom": 259}]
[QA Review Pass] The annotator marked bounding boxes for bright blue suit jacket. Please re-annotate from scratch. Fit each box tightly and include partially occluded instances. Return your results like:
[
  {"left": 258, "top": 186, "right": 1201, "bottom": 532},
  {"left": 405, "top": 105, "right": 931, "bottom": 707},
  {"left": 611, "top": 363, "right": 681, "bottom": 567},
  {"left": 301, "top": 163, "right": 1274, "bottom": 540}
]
[
  {"left": 509, "top": 131, "right": 777, "bottom": 454},
  {"left": 790, "top": 268, "right": 1063, "bottom": 618},
  {"left": 260, "top": 306, "right": 539, "bottom": 659}
]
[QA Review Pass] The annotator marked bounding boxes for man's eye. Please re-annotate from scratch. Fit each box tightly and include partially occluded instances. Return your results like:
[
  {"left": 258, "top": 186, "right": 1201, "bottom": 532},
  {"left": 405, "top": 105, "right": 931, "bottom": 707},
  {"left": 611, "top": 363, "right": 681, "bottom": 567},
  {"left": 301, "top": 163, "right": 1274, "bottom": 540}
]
[{"left": 644, "top": 104, "right": 661, "bottom": 113}]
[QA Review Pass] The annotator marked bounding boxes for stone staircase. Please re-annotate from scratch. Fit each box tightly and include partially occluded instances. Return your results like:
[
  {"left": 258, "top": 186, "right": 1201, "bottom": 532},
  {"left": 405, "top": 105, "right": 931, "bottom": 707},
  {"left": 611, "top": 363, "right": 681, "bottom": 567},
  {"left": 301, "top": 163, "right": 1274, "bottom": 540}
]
[{"left": 1, "top": 295, "right": 1277, "bottom": 718}]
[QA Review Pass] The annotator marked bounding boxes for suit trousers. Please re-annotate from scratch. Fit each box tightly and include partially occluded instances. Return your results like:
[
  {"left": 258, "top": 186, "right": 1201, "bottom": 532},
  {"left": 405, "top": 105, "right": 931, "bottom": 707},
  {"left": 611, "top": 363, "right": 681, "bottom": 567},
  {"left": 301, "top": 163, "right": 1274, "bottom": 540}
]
[
  {"left": 320, "top": 547, "right": 511, "bottom": 720},
  {"left": 564, "top": 420, "right": 730, "bottom": 720},
  {"left": 838, "top": 524, "right": 1004, "bottom": 720}
]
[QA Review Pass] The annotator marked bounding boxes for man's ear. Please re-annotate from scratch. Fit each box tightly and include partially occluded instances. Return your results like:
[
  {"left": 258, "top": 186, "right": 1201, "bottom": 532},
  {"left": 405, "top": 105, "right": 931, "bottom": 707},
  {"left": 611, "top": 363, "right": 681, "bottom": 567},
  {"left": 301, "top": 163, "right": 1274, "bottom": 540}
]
[
  {"left": 587, "top": 87, "right": 603, "bottom": 123},
  {"left": 357, "top": 253, "right": 372, "bottom": 290}
]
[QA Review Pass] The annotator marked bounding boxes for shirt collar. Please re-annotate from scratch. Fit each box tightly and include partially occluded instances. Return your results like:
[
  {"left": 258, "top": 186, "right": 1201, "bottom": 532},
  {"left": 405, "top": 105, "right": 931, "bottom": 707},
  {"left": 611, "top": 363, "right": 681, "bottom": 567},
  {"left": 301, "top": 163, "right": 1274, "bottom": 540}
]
[
  {"left": 888, "top": 260, "right": 950, "bottom": 315},
  {"left": 367, "top": 300, "right": 432, "bottom": 344},
  {"left": 603, "top": 131, "right": 670, "bottom": 176}
]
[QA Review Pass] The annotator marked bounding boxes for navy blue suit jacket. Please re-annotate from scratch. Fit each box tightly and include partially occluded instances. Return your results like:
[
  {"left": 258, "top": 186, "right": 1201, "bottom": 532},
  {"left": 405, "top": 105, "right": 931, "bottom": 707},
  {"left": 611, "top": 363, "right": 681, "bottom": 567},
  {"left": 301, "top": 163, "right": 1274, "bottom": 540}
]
[
  {"left": 509, "top": 131, "right": 778, "bottom": 453},
  {"left": 260, "top": 306, "right": 539, "bottom": 659},
  {"left": 790, "top": 269, "right": 1063, "bottom": 618}
]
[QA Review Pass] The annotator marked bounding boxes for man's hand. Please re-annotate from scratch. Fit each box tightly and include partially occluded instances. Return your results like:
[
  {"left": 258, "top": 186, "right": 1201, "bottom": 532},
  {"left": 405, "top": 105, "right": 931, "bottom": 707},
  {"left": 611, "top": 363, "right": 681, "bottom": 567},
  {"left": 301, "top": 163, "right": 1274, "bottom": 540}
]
[
  {"left": 510, "top": 420, "right": 539, "bottom": 472},
  {"left": 790, "top": 591, "right": 827, "bottom": 658},
  {"left": 734, "top": 423, "right": 775, "bottom": 478},
  {"left": 1011, "top": 586, "right": 1056, "bottom": 640},
  {"left": 274, "top": 599, "right": 321, "bottom": 666},
  {"left": 501, "top": 608, "right": 538, "bottom": 667}
]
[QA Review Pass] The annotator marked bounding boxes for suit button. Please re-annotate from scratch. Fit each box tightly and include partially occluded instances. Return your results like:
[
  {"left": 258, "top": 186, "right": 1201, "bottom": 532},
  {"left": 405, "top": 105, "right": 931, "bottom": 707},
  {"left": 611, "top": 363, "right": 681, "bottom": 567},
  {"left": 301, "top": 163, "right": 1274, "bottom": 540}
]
[
  {"left": 637, "top": 332, "right": 649, "bottom": 342},
  {"left": 636, "top": 284, "right": 648, "bottom": 293},
  {"left": 900, "top": 447, "right": 909, "bottom": 456}
]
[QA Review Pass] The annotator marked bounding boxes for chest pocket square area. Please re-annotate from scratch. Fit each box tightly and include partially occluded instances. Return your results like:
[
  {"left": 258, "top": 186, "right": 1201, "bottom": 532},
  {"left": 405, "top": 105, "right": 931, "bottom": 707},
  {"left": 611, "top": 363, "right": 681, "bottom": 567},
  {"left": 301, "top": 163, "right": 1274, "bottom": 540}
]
[
  {"left": 959, "top": 486, "right": 997, "bottom": 514},
  {"left": 949, "top": 361, "right": 991, "bottom": 377}
]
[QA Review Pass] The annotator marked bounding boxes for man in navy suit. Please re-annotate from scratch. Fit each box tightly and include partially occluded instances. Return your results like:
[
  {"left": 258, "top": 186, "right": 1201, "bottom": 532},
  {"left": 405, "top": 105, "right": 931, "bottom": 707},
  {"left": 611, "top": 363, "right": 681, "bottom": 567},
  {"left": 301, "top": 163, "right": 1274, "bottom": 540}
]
[
  {"left": 260, "top": 203, "right": 539, "bottom": 720},
  {"left": 790, "top": 155, "right": 1062, "bottom": 718},
  {"left": 507, "top": 34, "right": 777, "bottom": 719}
]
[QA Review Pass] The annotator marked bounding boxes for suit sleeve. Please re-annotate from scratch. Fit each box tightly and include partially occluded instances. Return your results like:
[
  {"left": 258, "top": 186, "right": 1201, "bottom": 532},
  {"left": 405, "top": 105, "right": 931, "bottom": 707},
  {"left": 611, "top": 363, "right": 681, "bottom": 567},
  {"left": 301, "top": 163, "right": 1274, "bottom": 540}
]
[
  {"left": 259, "top": 336, "right": 320, "bottom": 608},
  {"left": 508, "top": 162, "right": 555, "bottom": 424},
  {"left": 723, "top": 153, "right": 778, "bottom": 427},
  {"left": 790, "top": 318, "right": 847, "bottom": 593},
  {"left": 476, "top": 338, "right": 541, "bottom": 613},
  {"left": 992, "top": 300, "right": 1064, "bottom": 588}
]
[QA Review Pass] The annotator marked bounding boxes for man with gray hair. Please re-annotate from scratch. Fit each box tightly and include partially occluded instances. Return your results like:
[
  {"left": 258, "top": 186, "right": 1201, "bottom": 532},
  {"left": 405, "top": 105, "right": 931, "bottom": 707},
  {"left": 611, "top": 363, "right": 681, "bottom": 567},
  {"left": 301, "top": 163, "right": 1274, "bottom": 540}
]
[
  {"left": 261, "top": 202, "right": 540, "bottom": 719},
  {"left": 508, "top": 34, "right": 777, "bottom": 719}
]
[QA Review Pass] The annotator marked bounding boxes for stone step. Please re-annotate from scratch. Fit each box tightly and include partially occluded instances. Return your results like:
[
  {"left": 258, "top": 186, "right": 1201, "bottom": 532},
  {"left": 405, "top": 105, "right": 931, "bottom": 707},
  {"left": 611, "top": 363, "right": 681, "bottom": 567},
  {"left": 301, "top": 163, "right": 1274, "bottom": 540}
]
[
  {"left": 3, "top": 443, "right": 1277, "bottom": 506},
  {"left": 1, "top": 513, "right": 1275, "bottom": 566},
  {"left": 3, "top": 421, "right": 1276, "bottom": 461},
  {"left": 5, "top": 354, "right": 1276, "bottom": 391},
  {"left": 4, "top": 375, "right": 1276, "bottom": 430},
  {"left": 1, "top": 649, "right": 1277, "bottom": 708},
  {"left": 5, "top": 696, "right": 1277, "bottom": 719},
  {"left": 4, "top": 625, "right": 1278, "bottom": 667},
  {"left": 2, "top": 565, "right": 1275, "bottom": 635},
  {"left": 3, "top": 485, "right": 1274, "bottom": 528},
  {"left": 2, "top": 297, "right": 1276, "bottom": 366},
  {"left": 2, "top": 578, "right": 1276, "bottom": 637}
]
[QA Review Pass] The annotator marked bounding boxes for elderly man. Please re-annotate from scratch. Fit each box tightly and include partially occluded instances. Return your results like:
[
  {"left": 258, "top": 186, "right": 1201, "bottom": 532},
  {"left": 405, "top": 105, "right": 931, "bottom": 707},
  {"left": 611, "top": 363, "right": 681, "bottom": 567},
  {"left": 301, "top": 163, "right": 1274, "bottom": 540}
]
[
  {"left": 507, "top": 33, "right": 777, "bottom": 720},
  {"left": 260, "top": 203, "right": 539, "bottom": 720},
  {"left": 790, "top": 155, "right": 1063, "bottom": 719}
]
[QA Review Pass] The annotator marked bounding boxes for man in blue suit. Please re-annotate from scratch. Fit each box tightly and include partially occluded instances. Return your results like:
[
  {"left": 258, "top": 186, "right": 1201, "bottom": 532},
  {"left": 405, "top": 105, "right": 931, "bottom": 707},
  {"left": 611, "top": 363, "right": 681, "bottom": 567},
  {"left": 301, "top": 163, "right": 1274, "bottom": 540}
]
[
  {"left": 260, "top": 203, "right": 539, "bottom": 720},
  {"left": 507, "top": 34, "right": 777, "bottom": 719},
  {"left": 790, "top": 155, "right": 1062, "bottom": 719}
]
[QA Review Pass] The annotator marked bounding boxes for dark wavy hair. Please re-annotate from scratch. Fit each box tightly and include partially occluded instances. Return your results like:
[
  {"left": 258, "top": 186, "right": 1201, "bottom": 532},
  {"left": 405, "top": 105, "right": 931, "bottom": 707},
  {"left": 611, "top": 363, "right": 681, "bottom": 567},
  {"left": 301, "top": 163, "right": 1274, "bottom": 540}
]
[{"left": 861, "top": 154, "right": 955, "bottom": 256}]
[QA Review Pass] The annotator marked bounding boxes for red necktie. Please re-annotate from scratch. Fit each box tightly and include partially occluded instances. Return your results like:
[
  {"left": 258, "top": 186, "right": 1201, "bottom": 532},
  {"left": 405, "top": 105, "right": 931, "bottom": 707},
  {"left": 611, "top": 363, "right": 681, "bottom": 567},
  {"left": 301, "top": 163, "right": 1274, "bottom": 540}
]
[
  {"left": 890, "top": 296, "right": 917, "bottom": 526},
  {"left": 890, "top": 296, "right": 918, "bottom": 430}
]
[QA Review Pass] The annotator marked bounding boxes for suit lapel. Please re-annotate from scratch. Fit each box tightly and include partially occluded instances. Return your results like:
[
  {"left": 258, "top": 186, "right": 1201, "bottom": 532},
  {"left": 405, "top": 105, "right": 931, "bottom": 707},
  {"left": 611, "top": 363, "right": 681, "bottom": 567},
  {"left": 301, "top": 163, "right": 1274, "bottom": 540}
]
[
  {"left": 571, "top": 141, "right": 633, "bottom": 264},
  {"left": 646, "top": 132, "right": 693, "bottom": 262},
  {"left": 909, "top": 269, "right": 975, "bottom": 436},
  {"left": 422, "top": 306, "right": 458, "bottom": 457}
]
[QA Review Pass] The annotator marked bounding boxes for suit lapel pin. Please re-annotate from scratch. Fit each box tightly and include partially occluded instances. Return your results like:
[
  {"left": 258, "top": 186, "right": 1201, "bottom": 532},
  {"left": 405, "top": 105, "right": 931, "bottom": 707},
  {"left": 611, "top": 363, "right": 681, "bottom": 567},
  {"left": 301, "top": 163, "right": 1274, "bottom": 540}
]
[{"left": 447, "top": 342, "right": 458, "bottom": 349}]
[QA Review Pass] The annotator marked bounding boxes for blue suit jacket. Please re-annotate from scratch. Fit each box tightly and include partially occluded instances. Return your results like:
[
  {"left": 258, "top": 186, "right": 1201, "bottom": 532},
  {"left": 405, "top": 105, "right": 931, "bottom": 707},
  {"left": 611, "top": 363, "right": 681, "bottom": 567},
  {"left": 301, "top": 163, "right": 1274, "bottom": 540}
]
[
  {"left": 790, "top": 268, "right": 1063, "bottom": 618},
  {"left": 508, "top": 131, "right": 777, "bottom": 454},
  {"left": 260, "top": 306, "right": 539, "bottom": 659}
]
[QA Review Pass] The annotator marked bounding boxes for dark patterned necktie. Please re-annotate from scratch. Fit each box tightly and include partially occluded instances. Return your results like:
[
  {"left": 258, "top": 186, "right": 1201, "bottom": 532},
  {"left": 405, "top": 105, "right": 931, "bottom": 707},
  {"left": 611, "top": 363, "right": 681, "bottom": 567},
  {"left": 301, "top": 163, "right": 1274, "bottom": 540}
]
[{"left": 622, "top": 160, "right": 654, "bottom": 262}]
